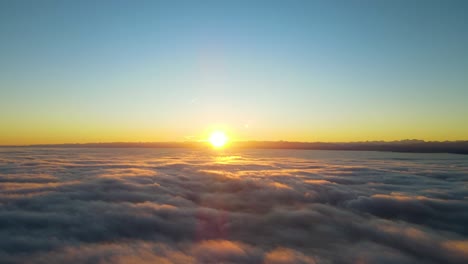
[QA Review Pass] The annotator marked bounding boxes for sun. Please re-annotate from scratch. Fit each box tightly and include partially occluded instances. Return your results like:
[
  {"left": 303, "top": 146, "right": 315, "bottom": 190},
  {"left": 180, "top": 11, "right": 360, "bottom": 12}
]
[{"left": 209, "top": 131, "right": 228, "bottom": 148}]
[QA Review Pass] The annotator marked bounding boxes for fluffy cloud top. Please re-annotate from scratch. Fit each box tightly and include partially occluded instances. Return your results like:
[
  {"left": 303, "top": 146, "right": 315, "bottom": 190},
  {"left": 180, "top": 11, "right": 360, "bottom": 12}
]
[{"left": 0, "top": 148, "right": 467, "bottom": 264}]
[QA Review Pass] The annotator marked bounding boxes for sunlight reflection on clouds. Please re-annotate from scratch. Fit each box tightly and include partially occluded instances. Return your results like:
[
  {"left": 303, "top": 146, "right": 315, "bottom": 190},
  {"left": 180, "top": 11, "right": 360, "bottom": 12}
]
[{"left": 0, "top": 148, "right": 467, "bottom": 263}]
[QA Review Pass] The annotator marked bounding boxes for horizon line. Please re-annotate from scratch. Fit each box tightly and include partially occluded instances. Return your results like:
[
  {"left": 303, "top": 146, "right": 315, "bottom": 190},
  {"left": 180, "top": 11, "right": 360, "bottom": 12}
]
[
  {"left": 2, "top": 140, "right": 468, "bottom": 155},
  {"left": 1, "top": 139, "right": 468, "bottom": 147},
  {"left": 2, "top": 139, "right": 468, "bottom": 147}
]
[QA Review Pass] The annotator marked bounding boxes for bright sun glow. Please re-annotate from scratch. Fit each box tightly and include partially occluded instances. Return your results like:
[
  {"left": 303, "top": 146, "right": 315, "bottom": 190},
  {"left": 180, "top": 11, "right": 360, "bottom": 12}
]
[{"left": 209, "top": 131, "right": 228, "bottom": 148}]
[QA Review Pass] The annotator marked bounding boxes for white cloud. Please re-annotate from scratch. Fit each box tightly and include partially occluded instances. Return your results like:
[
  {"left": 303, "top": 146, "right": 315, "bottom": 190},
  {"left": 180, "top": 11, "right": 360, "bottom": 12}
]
[{"left": 0, "top": 148, "right": 467, "bottom": 263}]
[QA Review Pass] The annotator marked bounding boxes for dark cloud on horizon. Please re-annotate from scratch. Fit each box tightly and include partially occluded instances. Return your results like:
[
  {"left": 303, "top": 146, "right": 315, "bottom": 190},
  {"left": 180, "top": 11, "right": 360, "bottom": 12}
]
[{"left": 0, "top": 148, "right": 467, "bottom": 264}]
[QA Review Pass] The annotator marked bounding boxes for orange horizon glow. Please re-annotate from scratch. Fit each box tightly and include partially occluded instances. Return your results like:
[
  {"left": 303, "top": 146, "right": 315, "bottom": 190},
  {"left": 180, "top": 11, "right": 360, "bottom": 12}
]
[{"left": 1, "top": 118, "right": 468, "bottom": 146}]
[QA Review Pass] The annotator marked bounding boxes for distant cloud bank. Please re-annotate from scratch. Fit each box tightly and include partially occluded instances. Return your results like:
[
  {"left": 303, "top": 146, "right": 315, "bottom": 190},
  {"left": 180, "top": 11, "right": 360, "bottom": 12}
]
[
  {"left": 0, "top": 148, "right": 467, "bottom": 263},
  {"left": 7, "top": 140, "right": 468, "bottom": 155}
]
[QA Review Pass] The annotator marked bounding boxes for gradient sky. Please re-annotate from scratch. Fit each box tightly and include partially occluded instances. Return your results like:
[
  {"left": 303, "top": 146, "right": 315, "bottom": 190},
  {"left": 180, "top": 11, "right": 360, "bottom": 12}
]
[{"left": 1, "top": 0, "right": 467, "bottom": 145}]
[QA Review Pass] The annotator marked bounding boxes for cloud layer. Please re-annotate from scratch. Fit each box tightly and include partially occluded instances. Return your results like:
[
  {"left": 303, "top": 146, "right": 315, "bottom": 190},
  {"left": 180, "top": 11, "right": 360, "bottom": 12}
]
[{"left": 0, "top": 148, "right": 467, "bottom": 263}]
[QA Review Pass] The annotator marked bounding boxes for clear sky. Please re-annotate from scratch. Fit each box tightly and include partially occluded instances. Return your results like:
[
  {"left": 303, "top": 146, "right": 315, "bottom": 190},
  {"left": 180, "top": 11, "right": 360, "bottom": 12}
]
[{"left": 1, "top": 0, "right": 467, "bottom": 145}]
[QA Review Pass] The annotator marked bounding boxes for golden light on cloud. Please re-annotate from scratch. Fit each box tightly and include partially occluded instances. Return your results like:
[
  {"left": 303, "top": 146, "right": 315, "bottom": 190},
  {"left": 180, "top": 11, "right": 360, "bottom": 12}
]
[{"left": 209, "top": 131, "right": 228, "bottom": 148}]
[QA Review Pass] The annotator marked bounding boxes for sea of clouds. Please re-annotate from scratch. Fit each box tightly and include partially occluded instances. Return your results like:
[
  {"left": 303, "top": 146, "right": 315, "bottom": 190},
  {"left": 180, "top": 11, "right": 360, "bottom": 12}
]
[{"left": 0, "top": 147, "right": 467, "bottom": 264}]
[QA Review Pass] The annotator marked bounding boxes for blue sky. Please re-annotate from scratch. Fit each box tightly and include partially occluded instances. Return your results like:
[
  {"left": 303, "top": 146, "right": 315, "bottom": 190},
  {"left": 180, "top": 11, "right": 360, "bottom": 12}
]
[{"left": 1, "top": 0, "right": 467, "bottom": 144}]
